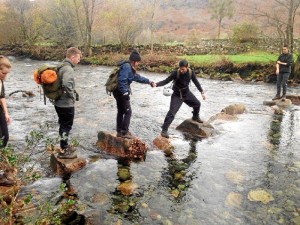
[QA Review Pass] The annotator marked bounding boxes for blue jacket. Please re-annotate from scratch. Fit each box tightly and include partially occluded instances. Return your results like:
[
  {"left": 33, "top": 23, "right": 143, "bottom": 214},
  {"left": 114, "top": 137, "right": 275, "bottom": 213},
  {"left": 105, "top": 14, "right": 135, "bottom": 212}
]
[{"left": 117, "top": 61, "right": 150, "bottom": 94}]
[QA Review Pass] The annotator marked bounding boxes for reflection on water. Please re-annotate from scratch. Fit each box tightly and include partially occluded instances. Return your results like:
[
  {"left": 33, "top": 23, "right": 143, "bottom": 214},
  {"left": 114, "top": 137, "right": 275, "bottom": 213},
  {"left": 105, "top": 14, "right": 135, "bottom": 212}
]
[{"left": 7, "top": 58, "right": 300, "bottom": 224}]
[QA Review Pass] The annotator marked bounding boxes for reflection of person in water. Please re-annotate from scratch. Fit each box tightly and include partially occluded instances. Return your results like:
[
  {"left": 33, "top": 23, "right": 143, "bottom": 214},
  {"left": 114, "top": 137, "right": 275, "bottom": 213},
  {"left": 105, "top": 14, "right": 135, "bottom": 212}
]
[
  {"left": 162, "top": 140, "right": 198, "bottom": 199},
  {"left": 109, "top": 159, "right": 140, "bottom": 220}
]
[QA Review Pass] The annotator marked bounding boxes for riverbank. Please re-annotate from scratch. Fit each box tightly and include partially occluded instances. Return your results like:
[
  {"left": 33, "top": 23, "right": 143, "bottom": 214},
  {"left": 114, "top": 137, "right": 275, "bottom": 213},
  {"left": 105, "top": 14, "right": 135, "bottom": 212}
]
[{"left": 0, "top": 44, "right": 298, "bottom": 84}]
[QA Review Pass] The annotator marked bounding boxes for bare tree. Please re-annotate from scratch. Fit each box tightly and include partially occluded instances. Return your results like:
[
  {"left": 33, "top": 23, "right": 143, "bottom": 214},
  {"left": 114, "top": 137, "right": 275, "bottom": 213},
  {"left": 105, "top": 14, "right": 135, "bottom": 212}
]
[
  {"left": 208, "top": 0, "right": 234, "bottom": 39},
  {"left": 140, "top": 0, "right": 170, "bottom": 54}
]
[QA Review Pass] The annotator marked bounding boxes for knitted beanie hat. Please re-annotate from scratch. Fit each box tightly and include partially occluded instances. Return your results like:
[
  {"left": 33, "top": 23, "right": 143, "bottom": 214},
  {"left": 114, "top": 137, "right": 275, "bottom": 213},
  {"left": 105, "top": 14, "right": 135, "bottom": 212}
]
[{"left": 129, "top": 49, "right": 141, "bottom": 62}]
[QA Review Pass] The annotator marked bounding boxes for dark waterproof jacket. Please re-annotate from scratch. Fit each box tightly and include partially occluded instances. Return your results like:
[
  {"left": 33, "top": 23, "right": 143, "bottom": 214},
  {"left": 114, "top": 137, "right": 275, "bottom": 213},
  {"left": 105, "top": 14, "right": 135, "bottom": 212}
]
[
  {"left": 0, "top": 80, "right": 5, "bottom": 111},
  {"left": 277, "top": 53, "right": 293, "bottom": 73},
  {"left": 117, "top": 61, "right": 150, "bottom": 94},
  {"left": 156, "top": 69, "right": 203, "bottom": 97}
]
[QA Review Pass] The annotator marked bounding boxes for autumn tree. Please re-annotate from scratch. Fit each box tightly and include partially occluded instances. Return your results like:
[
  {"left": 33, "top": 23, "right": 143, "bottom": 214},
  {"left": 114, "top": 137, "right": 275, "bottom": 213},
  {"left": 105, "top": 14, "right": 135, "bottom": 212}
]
[
  {"left": 102, "top": 0, "right": 143, "bottom": 48},
  {"left": 1, "top": 0, "right": 41, "bottom": 45},
  {"left": 208, "top": 0, "right": 234, "bottom": 39}
]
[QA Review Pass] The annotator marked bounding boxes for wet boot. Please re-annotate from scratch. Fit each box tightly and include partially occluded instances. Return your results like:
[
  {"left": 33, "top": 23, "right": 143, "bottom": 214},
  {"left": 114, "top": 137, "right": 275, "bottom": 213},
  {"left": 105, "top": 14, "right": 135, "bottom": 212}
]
[
  {"left": 272, "top": 94, "right": 281, "bottom": 100},
  {"left": 57, "top": 146, "right": 77, "bottom": 159},
  {"left": 122, "top": 131, "right": 135, "bottom": 139},
  {"left": 116, "top": 131, "right": 123, "bottom": 137},
  {"left": 281, "top": 94, "right": 286, "bottom": 101},
  {"left": 192, "top": 115, "right": 203, "bottom": 123},
  {"left": 161, "top": 129, "right": 169, "bottom": 138},
  {"left": 0, "top": 173, "right": 15, "bottom": 187}
]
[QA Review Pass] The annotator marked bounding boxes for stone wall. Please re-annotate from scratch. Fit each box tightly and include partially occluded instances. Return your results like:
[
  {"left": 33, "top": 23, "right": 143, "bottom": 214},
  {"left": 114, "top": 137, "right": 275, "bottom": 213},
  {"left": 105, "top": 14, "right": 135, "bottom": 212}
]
[{"left": 92, "top": 39, "right": 300, "bottom": 55}]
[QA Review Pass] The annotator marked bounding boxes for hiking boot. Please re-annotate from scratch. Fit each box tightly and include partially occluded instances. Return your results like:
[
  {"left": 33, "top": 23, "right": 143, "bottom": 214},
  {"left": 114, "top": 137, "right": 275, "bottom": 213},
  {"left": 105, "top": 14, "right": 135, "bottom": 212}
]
[
  {"left": 272, "top": 95, "right": 281, "bottom": 100},
  {"left": 116, "top": 132, "right": 123, "bottom": 137},
  {"left": 122, "top": 131, "right": 135, "bottom": 139},
  {"left": 0, "top": 174, "right": 15, "bottom": 187},
  {"left": 57, "top": 151, "right": 77, "bottom": 159},
  {"left": 161, "top": 130, "right": 169, "bottom": 138},
  {"left": 192, "top": 116, "right": 203, "bottom": 123},
  {"left": 281, "top": 95, "right": 286, "bottom": 101}
]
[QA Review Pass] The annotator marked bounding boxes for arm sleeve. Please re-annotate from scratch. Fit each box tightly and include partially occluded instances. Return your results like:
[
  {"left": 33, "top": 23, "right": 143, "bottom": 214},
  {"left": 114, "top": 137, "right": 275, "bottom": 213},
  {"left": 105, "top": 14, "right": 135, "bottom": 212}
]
[
  {"left": 191, "top": 71, "right": 203, "bottom": 93},
  {"left": 62, "top": 69, "right": 75, "bottom": 100},
  {"left": 156, "top": 72, "right": 176, "bottom": 87},
  {"left": 133, "top": 73, "right": 150, "bottom": 84},
  {"left": 286, "top": 54, "right": 293, "bottom": 66}
]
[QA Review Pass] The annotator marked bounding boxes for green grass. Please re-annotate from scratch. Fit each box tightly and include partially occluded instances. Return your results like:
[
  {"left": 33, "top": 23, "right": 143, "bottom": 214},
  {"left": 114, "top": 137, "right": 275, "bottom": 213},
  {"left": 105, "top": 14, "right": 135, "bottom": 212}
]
[{"left": 183, "top": 51, "right": 297, "bottom": 65}]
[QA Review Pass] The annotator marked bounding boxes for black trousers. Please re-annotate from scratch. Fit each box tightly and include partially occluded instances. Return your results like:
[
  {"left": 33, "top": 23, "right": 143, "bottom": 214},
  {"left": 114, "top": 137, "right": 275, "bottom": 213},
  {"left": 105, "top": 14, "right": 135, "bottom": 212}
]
[
  {"left": 0, "top": 109, "right": 9, "bottom": 148},
  {"left": 55, "top": 106, "right": 74, "bottom": 149},
  {"left": 162, "top": 91, "right": 200, "bottom": 131},
  {"left": 113, "top": 91, "right": 132, "bottom": 133}
]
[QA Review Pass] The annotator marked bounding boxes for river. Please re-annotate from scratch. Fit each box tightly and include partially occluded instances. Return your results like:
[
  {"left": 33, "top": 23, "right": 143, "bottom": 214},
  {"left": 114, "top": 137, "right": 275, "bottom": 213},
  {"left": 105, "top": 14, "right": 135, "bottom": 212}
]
[{"left": 5, "top": 57, "right": 300, "bottom": 225}]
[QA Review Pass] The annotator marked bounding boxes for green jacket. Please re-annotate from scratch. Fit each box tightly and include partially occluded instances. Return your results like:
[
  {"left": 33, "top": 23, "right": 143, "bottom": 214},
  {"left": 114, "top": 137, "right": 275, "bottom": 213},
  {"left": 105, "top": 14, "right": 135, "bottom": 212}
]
[{"left": 54, "top": 59, "right": 76, "bottom": 107}]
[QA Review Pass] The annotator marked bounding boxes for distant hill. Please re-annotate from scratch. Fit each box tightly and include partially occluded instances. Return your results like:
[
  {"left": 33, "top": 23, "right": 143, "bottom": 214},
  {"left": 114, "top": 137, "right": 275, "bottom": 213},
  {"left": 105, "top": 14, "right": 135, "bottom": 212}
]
[{"left": 150, "top": 0, "right": 300, "bottom": 40}]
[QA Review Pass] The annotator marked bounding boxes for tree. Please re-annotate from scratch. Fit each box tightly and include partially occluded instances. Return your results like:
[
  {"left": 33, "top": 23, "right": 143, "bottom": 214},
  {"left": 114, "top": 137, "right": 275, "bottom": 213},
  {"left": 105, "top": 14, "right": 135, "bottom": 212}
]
[
  {"left": 140, "top": 0, "right": 170, "bottom": 54},
  {"left": 1, "top": 0, "right": 41, "bottom": 45},
  {"left": 208, "top": 0, "right": 234, "bottom": 39},
  {"left": 102, "top": 0, "right": 143, "bottom": 48}
]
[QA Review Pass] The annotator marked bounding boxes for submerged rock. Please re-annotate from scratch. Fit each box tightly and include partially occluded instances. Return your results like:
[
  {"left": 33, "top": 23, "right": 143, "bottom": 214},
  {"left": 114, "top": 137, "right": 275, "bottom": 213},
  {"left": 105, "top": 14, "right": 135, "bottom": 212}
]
[
  {"left": 225, "top": 170, "right": 245, "bottom": 184},
  {"left": 208, "top": 112, "right": 238, "bottom": 123},
  {"left": 117, "top": 180, "right": 138, "bottom": 196},
  {"left": 96, "top": 131, "right": 147, "bottom": 160},
  {"left": 176, "top": 119, "right": 214, "bottom": 138},
  {"left": 225, "top": 192, "right": 242, "bottom": 208},
  {"left": 221, "top": 104, "right": 246, "bottom": 115},
  {"left": 247, "top": 188, "right": 274, "bottom": 204}
]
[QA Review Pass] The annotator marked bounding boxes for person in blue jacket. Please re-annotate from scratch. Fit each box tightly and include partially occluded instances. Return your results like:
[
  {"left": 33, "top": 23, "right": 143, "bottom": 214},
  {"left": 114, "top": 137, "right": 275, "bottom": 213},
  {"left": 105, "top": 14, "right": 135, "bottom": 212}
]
[{"left": 113, "top": 50, "right": 154, "bottom": 139}]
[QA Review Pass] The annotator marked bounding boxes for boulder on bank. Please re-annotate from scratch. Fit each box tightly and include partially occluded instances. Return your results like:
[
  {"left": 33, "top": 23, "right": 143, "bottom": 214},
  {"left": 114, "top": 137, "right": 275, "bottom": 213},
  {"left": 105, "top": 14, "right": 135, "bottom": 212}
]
[
  {"left": 50, "top": 154, "right": 87, "bottom": 176},
  {"left": 96, "top": 131, "right": 147, "bottom": 161},
  {"left": 176, "top": 119, "right": 215, "bottom": 138}
]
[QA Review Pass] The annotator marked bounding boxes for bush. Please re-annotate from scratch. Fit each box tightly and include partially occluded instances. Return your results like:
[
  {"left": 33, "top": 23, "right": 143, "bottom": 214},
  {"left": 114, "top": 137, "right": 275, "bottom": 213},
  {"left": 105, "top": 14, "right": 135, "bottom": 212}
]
[{"left": 231, "top": 23, "right": 260, "bottom": 44}]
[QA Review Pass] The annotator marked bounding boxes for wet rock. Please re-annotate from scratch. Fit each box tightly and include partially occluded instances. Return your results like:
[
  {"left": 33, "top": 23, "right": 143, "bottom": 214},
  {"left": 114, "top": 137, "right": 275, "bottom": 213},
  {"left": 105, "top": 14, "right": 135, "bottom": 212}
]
[
  {"left": 270, "top": 105, "right": 284, "bottom": 115},
  {"left": 50, "top": 154, "right": 87, "bottom": 176},
  {"left": 221, "top": 104, "right": 246, "bottom": 115},
  {"left": 170, "top": 189, "right": 180, "bottom": 198},
  {"left": 176, "top": 119, "right": 214, "bottom": 138},
  {"left": 248, "top": 188, "right": 274, "bottom": 204},
  {"left": 286, "top": 94, "right": 300, "bottom": 105},
  {"left": 117, "top": 180, "right": 138, "bottom": 196},
  {"left": 263, "top": 100, "right": 276, "bottom": 106},
  {"left": 275, "top": 98, "right": 292, "bottom": 107},
  {"left": 225, "top": 192, "right": 242, "bottom": 208},
  {"left": 208, "top": 112, "right": 238, "bottom": 123},
  {"left": 97, "top": 131, "right": 147, "bottom": 160},
  {"left": 117, "top": 167, "right": 131, "bottom": 181},
  {"left": 153, "top": 136, "right": 174, "bottom": 156}
]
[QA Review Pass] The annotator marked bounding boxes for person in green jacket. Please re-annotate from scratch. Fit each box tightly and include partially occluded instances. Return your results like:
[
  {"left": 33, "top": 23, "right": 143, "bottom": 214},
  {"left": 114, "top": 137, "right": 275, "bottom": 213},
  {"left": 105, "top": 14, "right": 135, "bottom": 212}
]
[{"left": 54, "top": 47, "right": 81, "bottom": 159}]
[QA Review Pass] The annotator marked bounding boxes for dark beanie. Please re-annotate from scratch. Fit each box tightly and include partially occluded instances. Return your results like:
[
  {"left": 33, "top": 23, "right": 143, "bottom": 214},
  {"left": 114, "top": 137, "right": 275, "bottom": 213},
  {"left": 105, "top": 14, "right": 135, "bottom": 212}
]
[
  {"left": 179, "top": 59, "right": 188, "bottom": 67},
  {"left": 129, "top": 49, "right": 141, "bottom": 62}
]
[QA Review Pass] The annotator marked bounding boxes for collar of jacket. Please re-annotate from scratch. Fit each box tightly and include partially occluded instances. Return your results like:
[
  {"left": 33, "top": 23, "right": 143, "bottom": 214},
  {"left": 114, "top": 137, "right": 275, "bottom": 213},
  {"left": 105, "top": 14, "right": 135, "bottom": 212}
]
[{"left": 63, "top": 58, "right": 75, "bottom": 68}]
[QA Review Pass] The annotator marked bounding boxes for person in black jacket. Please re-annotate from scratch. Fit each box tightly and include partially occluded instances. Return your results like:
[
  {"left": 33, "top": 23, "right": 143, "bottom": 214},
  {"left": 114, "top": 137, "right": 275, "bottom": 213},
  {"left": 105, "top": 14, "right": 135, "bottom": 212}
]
[
  {"left": 153, "top": 59, "right": 206, "bottom": 138},
  {"left": 272, "top": 45, "right": 293, "bottom": 100},
  {"left": 113, "top": 50, "right": 155, "bottom": 139}
]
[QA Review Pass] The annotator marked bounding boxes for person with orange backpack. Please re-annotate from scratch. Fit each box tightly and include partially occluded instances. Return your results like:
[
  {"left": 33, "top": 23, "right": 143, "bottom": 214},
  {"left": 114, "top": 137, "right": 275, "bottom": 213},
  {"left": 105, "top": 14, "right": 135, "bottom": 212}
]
[{"left": 54, "top": 47, "right": 81, "bottom": 159}]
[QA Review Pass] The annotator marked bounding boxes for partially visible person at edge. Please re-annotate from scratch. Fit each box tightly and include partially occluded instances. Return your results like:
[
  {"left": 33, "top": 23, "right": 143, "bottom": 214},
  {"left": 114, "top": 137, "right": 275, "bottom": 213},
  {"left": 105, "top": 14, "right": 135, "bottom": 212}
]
[
  {"left": 272, "top": 45, "right": 293, "bottom": 100},
  {"left": 0, "top": 55, "right": 15, "bottom": 186},
  {"left": 113, "top": 49, "right": 155, "bottom": 139},
  {"left": 54, "top": 47, "right": 81, "bottom": 159},
  {"left": 152, "top": 59, "right": 206, "bottom": 138}
]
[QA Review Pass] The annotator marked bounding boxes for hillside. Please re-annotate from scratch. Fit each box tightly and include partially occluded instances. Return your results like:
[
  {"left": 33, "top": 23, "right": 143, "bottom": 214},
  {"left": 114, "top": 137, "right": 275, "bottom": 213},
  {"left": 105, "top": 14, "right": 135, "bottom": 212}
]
[{"left": 151, "top": 0, "right": 300, "bottom": 39}]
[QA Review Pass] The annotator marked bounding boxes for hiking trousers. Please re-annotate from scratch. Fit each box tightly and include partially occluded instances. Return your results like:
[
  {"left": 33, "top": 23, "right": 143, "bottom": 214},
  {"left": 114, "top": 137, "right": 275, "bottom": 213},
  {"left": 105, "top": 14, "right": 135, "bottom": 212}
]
[
  {"left": 276, "top": 72, "right": 290, "bottom": 96},
  {"left": 113, "top": 91, "right": 132, "bottom": 133},
  {"left": 0, "top": 108, "right": 9, "bottom": 148},
  {"left": 55, "top": 106, "right": 74, "bottom": 150},
  {"left": 162, "top": 91, "right": 200, "bottom": 131}
]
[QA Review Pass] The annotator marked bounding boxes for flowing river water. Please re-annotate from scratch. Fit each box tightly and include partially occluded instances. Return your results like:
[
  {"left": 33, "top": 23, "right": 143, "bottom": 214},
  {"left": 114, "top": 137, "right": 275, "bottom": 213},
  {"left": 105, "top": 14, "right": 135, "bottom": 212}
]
[{"left": 5, "top": 57, "right": 300, "bottom": 225}]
